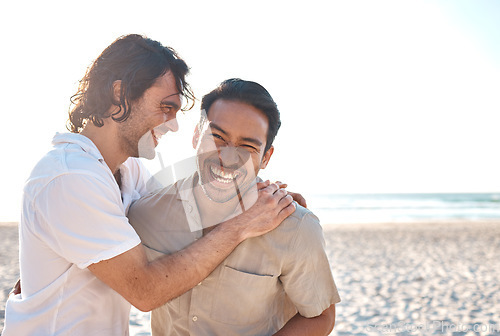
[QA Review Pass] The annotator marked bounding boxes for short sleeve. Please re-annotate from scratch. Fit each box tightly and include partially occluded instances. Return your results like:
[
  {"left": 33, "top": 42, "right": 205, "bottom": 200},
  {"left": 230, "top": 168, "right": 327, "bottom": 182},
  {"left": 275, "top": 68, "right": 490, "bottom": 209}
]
[
  {"left": 33, "top": 173, "right": 141, "bottom": 269},
  {"left": 280, "top": 212, "right": 341, "bottom": 318}
]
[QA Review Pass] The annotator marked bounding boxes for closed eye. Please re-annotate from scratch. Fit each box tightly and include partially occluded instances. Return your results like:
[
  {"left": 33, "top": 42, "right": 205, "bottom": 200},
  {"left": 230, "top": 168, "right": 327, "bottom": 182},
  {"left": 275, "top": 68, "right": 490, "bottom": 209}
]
[
  {"left": 242, "top": 144, "right": 259, "bottom": 152},
  {"left": 160, "top": 103, "right": 173, "bottom": 113},
  {"left": 212, "top": 133, "right": 224, "bottom": 140}
]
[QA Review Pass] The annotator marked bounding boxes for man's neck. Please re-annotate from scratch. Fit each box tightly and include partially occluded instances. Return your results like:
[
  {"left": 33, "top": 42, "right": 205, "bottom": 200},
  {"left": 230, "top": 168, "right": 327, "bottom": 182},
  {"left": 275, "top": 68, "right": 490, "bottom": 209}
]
[
  {"left": 192, "top": 181, "right": 241, "bottom": 234},
  {"left": 80, "top": 123, "right": 128, "bottom": 174}
]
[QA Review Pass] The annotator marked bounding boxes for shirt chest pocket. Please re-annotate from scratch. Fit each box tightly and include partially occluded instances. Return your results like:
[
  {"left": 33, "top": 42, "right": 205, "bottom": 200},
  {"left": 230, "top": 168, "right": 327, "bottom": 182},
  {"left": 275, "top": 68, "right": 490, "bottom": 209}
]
[{"left": 210, "top": 265, "right": 278, "bottom": 325}]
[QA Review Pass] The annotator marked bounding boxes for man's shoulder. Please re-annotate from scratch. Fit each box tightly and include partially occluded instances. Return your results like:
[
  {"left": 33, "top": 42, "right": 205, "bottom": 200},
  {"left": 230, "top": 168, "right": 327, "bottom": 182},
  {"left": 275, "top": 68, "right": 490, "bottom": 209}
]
[
  {"left": 267, "top": 204, "right": 321, "bottom": 238},
  {"left": 288, "top": 204, "right": 317, "bottom": 221},
  {"left": 33, "top": 141, "right": 104, "bottom": 174},
  {"left": 283, "top": 204, "right": 319, "bottom": 227},
  {"left": 243, "top": 205, "right": 324, "bottom": 264},
  {"left": 25, "top": 143, "right": 111, "bottom": 198}
]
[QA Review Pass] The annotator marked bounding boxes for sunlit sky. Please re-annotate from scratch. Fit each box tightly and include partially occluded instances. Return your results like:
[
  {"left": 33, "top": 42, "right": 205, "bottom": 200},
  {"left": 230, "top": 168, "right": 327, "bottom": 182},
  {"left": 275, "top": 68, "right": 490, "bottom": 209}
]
[{"left": 1, "top": 0, "right": 499, "bottom": 221}]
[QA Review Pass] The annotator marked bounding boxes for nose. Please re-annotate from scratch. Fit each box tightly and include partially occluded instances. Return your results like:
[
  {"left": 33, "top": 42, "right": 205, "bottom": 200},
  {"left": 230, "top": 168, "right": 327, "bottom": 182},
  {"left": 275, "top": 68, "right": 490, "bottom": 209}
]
[
  {"left": 166, "top": 118, "right": 179, "bottom": 132},
  {"left": 218, "top": 146, "right": 241, "bottom": 167},
  {"left": 218, "top": 147, "right": 250, "bottom": 169}
]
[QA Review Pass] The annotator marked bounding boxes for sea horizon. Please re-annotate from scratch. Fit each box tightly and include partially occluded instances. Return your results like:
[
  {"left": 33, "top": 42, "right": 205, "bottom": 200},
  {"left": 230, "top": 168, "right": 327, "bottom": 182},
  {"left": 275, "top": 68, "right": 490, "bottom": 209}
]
[{"left": 308, "top": 192, "right": 500, "bottom": 225}]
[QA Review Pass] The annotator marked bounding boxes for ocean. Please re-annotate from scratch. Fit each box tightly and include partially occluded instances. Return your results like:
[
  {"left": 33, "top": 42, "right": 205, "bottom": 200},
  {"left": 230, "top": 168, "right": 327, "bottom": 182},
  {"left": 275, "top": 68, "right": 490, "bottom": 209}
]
[{"left": 308, "top": 193, "right": 500, "bottom": 224}]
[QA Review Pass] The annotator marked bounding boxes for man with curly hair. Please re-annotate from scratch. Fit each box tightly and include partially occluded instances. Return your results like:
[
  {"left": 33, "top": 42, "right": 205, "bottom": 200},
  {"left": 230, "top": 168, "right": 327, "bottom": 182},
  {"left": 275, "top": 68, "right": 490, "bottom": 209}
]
[{"left": 3, "top": 35, "right": 295, "bottom": 335}]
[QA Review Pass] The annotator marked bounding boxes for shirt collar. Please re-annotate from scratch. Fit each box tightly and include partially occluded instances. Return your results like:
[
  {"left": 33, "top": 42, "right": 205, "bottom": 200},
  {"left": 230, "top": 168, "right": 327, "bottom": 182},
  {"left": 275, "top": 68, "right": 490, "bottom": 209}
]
[
  {"left": 176, "top": 174, "right": 198, "bottom": 203},
  {"left": 175, "top": 174, "right": 265, "bottom": 233},
  {"left": 173, "top": 174, "right": 202, "bottom": 232},
  {"left": 52, "top": 132, "right": 104, "bottom": 162}
]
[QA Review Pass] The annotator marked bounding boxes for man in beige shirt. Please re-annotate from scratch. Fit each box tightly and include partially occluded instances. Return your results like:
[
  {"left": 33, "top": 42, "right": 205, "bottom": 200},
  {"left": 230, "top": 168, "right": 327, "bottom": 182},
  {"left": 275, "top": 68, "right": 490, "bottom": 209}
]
[{"left": 128, "top": 78, "right": 340, "bottom": 335}]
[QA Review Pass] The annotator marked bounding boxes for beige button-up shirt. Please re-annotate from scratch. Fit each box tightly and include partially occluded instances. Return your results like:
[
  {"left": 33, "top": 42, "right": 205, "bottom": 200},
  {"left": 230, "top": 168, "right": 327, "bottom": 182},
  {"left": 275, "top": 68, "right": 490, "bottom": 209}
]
[{"left": 128, "top": 175, "right": 340, "bottom": 336}]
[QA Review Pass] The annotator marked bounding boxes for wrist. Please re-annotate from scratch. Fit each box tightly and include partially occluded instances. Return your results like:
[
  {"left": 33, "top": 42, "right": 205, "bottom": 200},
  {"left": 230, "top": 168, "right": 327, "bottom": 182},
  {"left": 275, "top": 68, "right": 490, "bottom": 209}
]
[{"left": 216, "top": 215, "right": 248, "bottom": 244}]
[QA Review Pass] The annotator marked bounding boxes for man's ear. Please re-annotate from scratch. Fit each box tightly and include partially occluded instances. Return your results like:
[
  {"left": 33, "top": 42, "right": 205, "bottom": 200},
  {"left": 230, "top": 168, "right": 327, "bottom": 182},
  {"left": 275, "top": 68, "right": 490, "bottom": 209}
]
[
  {"left": 112, "top": 80, "right": 122, "bottom": 105},
  {"left": 260, "top": 145, "right": 274, "bottom": 169},
  {"left": 192, "top": 125, "right": 201, "bottom": 149}
]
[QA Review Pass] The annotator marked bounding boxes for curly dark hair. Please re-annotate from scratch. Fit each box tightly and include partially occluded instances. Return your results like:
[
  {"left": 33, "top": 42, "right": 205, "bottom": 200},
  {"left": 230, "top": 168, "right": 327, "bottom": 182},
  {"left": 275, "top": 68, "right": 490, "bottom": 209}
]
[
  {"left": 200, "top": 78, "right": 281, "bottom": 153},
  {"left": 67, "top": 34, "right": 195, "bottom": 133}
]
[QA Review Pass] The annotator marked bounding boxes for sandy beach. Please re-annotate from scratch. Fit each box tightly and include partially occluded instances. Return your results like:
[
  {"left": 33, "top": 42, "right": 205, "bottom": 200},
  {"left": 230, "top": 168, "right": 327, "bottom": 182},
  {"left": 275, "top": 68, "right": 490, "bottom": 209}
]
[{"left": 2, "top": 221, "right": 500, "bottom": 335}]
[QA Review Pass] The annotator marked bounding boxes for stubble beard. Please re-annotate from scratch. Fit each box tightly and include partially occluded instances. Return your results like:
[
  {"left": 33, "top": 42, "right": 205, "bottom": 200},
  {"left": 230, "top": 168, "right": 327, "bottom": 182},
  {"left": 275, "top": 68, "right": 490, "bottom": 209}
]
[
  {"left": 196, "top": 153, "right": 258, "bottom": 204},
  {"left": 118, "top": 119, "right": 142, "bottom": 158},
  {"left": 196, "top": 156, "right": 239, "bottom": 204},
  {"left": 117, "top": 104, "right": 155, "bottom": 159}
]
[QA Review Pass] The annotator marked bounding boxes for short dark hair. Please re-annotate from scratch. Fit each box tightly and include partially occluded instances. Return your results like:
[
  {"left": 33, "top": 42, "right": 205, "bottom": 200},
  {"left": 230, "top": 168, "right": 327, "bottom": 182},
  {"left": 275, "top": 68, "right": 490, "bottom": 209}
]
[
  {"left": 67, "top": 34, "right": 195, "bottom": 133},
  {"left": 200, "top": 78, "right": 281, "bottom": 153}
]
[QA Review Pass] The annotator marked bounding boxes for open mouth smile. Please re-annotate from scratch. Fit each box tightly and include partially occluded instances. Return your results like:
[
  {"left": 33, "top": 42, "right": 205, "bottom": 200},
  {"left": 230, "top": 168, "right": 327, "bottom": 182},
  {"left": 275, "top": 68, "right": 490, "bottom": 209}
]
[
  {"left": 209, "top": 164, "right": 242, "bottom": 184},
  {"left": 152, "top": 128, "right": 166, "bottom": 146}
]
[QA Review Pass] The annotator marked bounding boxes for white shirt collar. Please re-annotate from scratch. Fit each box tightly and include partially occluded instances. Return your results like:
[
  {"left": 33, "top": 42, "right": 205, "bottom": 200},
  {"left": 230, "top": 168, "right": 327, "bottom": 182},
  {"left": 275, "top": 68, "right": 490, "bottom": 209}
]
[{"left": 52, "top": 132, "right": 104, "bottom": 162}]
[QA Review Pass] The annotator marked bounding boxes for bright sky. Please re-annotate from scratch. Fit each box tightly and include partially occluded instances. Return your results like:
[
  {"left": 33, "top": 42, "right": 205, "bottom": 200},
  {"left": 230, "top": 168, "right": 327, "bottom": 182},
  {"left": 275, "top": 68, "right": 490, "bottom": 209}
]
[{"left": 1, "top": 0, "right": 499, "bottom": 221}]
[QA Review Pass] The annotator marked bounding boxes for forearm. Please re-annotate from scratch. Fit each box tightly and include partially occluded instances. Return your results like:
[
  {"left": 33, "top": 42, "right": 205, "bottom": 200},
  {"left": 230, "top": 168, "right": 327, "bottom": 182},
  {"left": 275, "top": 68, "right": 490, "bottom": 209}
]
[
  {"left": 273, "top": 305, "right": 336, "bottom": 336},
  {"left": 89, "top": 181, "right": 295, "bottom": 312},
  {"left": 137, "top": 184, "right": 295, "bottom": 309},
  {"left": 139, "top": 220, "right": 245, "bottom": 310}
]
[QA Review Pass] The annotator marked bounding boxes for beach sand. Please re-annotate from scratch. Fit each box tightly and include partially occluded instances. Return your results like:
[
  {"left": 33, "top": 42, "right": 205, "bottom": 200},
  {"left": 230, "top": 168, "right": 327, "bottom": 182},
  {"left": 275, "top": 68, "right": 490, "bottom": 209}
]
[
  {"left": 2, "top": 221, "right": 500, "bottom": 335},
  {"left": 325, "top": 221, "right": 500, "bottom": 336}
]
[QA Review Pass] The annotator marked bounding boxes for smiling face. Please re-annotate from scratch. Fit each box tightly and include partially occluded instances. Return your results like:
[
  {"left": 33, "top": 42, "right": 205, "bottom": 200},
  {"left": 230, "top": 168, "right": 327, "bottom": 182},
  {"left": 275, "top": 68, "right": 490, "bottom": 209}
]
[
  {"left": 117, "top": 71, "right": 181, "bottom": 159},
  {"left": 194, "top": 99, "right": 273, "bottom": 203}
]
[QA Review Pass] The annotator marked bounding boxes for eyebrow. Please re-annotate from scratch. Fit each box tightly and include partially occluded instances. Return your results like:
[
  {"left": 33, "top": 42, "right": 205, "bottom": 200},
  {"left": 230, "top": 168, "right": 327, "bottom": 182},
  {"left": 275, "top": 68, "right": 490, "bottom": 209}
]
[
  {"left": 161, "top": 92, "right": 181, "bottom": 111},
  {"left": 210, "top": 122, "right": 263, "bottom": 147}
]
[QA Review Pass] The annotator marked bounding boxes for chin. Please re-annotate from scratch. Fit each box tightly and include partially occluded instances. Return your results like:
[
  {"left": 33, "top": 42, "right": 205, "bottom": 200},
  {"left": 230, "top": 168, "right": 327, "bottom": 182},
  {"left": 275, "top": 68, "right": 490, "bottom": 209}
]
[
  {"left": 200, "top": 183, "right": 238, "bottom": 203},
  {"left": 139, "top": 149, "right": 156, "bottom": 160},
  {"left": 137, "top": 133, "right": 156, "bottom": 159}
]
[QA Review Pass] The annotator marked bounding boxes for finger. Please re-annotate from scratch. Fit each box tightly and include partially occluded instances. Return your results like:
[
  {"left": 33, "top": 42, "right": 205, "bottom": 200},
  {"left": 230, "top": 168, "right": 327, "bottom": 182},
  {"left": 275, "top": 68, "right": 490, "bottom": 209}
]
[
  {"left": 290, "top": 192, "right": 307, "bottom": 208},
  {"left": 276, "top": 182, "right": 288, "bottom": 189},
  {"left": 277, "top": 199, "right": 296, "bottom": 221},
  {"left": 256, "top": 180, "right": 270, "bottom": 190},
  {"left": 278, "top": 193, "right": 293, "bottom": 207},
  {"left": 265, "top": 182, "right": 279, "bottom": 194},
  {"left": 272, "top": 188, "right": 288, "bottom": 200}
]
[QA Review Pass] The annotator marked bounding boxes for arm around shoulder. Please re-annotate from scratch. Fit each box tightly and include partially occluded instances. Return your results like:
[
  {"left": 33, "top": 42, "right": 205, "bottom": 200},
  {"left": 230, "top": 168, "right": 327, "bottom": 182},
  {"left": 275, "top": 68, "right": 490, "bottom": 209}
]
[
  {"left": 88, "top": 221, "right": 244, "bottom": 312},
  {"left": 89, "top": 181, "right": 296, "bottom": 312}
]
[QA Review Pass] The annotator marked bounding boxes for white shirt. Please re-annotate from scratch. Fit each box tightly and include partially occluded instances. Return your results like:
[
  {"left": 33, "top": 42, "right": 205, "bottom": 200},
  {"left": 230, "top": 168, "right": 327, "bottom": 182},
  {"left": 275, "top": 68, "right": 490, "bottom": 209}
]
[{"left": 3, "top": 133, "right": 150, "bottom": 336}]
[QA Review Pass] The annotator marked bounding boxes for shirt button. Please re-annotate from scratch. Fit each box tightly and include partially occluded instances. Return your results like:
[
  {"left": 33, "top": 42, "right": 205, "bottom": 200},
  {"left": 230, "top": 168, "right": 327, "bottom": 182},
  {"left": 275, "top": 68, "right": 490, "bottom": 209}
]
[
  {"left": 197, "top": 282, "right": 202, "bottom": 286},
  {"left": 192, "top": 316, "right": 198, "bottom": 322}
]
